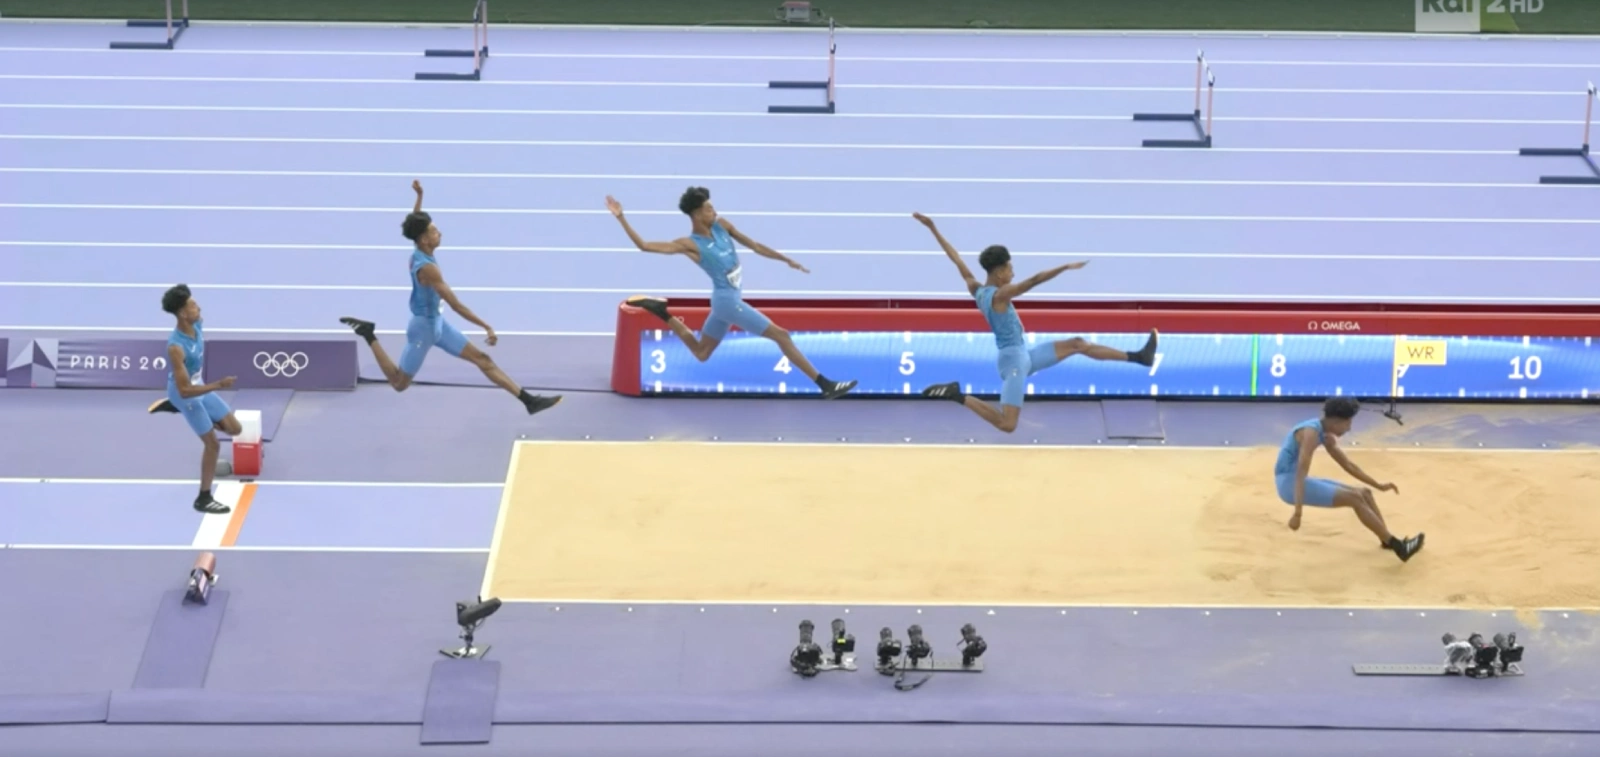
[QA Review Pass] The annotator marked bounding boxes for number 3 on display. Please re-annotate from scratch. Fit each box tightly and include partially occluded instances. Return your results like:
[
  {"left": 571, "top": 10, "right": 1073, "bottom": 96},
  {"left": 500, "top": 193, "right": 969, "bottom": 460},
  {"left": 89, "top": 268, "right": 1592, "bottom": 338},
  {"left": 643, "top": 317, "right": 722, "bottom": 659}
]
[{"left": 649, "top": 349, "right": 666, "bottom": 374}]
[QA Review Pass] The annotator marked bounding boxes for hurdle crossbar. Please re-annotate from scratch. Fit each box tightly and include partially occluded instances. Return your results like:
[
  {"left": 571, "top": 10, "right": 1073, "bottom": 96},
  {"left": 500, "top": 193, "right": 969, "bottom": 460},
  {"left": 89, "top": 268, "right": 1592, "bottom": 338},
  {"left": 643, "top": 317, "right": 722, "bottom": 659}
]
[
  {"left": 416, "top": 0, "right": 490, "bottom": 82},
  {"left": 767, "top": 17, "right": 836, "bottom": 114},
  {"left": 109, "top": 0, "right": 189, "bottom": 50},
  {"left": 1134, "top": 51, "right": 1214, "bottom": 149},
  {"left": 1517, "top": 83, "right": 1600, "bottom": 185}
]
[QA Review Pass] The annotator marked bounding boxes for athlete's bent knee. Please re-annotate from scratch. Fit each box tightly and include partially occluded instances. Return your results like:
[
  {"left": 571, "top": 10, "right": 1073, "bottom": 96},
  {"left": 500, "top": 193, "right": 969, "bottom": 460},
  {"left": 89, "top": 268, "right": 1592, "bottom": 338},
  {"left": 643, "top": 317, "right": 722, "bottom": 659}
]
[
  {"left": 202, "top": 433, "right": 220, "bottom": 452},
  {"left": 996, "top": 417, "right": 1019, "bottom": 434},
  {"left": 391, "top": 374, "right": 413, "bottom": 392},
  {"left": 220, "top": 417, "right": 242, "bottom": 436}
]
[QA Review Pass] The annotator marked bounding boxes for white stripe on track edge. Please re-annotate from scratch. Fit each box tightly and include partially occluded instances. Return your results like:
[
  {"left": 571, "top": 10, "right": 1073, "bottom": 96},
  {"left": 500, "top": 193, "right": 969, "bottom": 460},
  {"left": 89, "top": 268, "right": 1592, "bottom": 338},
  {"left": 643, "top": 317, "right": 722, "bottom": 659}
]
[
  {"left": 191, "top": 480, "right": 243, "bottom": 548},
  {"left": 6, "top": 204, "right": 1598, "bottom": 225},
  {"left": 6, "top": 241, "right": 1595, "bottom": 263},
  {"left": 0, "top": 133, "right": 1518, "bottom": 155},
  {"left": 4, "top": 46, "right": 1600, "bottom": 69},
  {"left": 0, "top": 166, "right": 1580, "bottom": 190}
]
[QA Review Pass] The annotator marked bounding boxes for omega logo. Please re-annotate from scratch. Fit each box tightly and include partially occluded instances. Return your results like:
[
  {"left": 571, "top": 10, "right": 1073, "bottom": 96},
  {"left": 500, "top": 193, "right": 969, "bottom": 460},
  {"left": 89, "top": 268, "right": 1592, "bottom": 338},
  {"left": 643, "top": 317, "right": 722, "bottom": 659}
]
[{"left": 1307, "top": 320, "right": 1362, "bottom": 332}]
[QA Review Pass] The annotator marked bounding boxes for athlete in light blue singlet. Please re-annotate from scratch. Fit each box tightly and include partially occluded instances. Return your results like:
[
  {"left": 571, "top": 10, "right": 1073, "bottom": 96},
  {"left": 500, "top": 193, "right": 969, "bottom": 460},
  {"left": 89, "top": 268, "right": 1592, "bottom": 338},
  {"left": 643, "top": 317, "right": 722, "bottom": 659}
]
[
  {"left": 908, "top": 213, "right": 1158, "bottom": 433},
  {"left": 1275, "top": 397, "right": 1425, "bottom": 562},
  {"left": 153, "top": 284, "right": 242, "bottom": 514},
  {"left": 605, "top": 187, "right": 857, "bottom": 399},
  {"left": 339, "top": 181, "right": 562, "bottom": 417}
]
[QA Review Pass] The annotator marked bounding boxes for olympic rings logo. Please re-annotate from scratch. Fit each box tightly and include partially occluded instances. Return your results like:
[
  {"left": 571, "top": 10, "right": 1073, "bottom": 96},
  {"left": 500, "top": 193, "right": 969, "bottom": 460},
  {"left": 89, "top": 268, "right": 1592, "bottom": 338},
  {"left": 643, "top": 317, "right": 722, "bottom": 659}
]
[{"left": 253, "top": 351, "right": 310, "bottom": 378}]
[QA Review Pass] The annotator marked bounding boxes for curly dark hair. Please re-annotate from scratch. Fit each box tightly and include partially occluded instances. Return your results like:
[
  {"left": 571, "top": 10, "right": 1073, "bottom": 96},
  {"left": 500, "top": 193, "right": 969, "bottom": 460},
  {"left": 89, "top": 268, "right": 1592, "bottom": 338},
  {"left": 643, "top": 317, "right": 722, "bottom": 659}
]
[
  {"left": 678, "top": 186, "right": 710, "bottom": 215},
  {"left": 402, "top": 211, "right": 433, "bottom": 242},
  {"left": 160, "top": 284, "right": 191, "bottom": 315}
]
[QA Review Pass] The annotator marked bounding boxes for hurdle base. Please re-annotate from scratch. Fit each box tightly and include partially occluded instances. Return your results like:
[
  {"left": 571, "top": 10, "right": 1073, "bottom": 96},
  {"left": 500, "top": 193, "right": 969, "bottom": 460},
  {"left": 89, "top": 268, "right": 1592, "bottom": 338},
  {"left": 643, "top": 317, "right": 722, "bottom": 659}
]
[
  {"left": 768, "top": 103, "right": 836, "bottom": 114},
  {"left": 1519, "top": 146, "right": 1588, "bottom": 156},
  {"left": 1133, "top": 111, "right": 1200, "bottom": 122},
  {"left": 111, "top": 17, "right": 187, "bottom": 50},
  {"left": 1520, "top": 146, "right": 1600, "bottom": 184},
  {"left": 1143, "top": 136, "right": 1213, "bottom": 149},
  {"left": 425, "top": 46, "right": 490, "bottom": 58},
  {"left": 769, "top": 80, "right": 829, "bottom": 90},
  {"left": 110, "top": 41, "right": 174, "bottom": 50},
  {"left": 416, "top": 71, "right": 482, "bottom": 82}
]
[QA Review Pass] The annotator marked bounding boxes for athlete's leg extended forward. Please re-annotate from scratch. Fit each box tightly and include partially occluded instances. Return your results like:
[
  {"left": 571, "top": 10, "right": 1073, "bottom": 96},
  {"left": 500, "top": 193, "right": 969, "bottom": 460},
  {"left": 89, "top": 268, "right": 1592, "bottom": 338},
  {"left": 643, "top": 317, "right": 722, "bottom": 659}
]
[
  {"left": 1277, "top": 475, "right": 1422, "bottom": 561},
  {"left": 922, "top": 330, "right": 1160, "bottom": 433},
  {"left": 628, "top": 296, "right": 857, "bottom": 399},
  {"left": 340, "top": 316, "right": 561, "bottom": 415}
]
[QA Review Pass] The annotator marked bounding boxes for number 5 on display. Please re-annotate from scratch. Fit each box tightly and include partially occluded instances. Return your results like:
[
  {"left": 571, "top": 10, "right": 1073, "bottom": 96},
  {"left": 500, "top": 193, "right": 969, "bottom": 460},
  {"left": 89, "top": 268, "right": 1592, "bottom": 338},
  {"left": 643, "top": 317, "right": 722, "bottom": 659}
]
[{"left": 899, "top": 351, "right": 915, "bottom": 375}]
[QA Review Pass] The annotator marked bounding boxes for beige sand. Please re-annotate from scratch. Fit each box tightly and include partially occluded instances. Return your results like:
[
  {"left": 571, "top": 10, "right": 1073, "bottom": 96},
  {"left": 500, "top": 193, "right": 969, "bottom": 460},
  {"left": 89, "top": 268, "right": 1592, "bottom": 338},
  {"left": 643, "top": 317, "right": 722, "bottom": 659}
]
[{"left": 485, "top": 441, "right": 1600, "bottom": 610}]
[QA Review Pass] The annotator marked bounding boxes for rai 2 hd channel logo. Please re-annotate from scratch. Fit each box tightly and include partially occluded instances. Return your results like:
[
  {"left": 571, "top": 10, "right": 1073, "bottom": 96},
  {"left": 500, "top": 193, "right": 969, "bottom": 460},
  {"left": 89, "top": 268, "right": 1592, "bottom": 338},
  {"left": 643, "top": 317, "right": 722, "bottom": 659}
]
[{"left": 1416, "top": 0, "right": 1545, "bottom": 33}]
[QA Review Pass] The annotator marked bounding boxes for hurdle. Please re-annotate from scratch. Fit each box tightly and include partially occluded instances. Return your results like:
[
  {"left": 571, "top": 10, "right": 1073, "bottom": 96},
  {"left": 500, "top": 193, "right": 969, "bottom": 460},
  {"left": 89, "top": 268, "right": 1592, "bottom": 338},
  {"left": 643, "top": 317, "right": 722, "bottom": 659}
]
[
  {"left": 767, "top": 17, "right": 836, "bottom": 114},
  {"left": 1133, "top": 51, "right": 1214, "bottom": 149},
  {"left": 1517, "top": 83, "right": 1600, "bottom": 185},
  {"left": 416, "top": 0, "right": 490, "bottom": 82},
  {"left": 109, "top": 0, "right": 189, "bottom": 50}
]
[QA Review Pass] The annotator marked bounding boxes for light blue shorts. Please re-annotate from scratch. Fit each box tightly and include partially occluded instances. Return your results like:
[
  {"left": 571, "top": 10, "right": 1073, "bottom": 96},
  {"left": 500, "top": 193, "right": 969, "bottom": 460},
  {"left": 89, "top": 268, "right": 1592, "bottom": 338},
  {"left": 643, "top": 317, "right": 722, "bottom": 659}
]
[
  {"left": 701, "top": 291, "right": 773, "bottom": 341},
  {"left": 996, "top": 342, "right": 1066, "bottom": 408},
  {"left": 1275, "top": 474, "right": 1341, "bottom": 507},
  {"left": 400, "top": 315, "right": 470, "bottom": 377},
  {"left": 169, "top": 391, "right": 233, "bottom": 437}
]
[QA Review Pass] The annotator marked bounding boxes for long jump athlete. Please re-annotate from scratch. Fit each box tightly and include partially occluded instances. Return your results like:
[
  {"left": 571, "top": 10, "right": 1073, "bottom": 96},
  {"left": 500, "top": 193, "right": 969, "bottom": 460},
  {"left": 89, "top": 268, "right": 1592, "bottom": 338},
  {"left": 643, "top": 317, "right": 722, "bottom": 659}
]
[
  {"left": 339, "top": 181, "right": 562, "bottom": 416},
  {"left": 1277, "top": 397, "right": 1425, "bottom": 562},
  {"left": 911, "top": 213, "right": 1157, "bottom": 432},
  {"left": 155, "top": 284, "right": 240, "bottom": 514},
  {"left": 606, "top": 187, "right": 857, "bottom": 399}
]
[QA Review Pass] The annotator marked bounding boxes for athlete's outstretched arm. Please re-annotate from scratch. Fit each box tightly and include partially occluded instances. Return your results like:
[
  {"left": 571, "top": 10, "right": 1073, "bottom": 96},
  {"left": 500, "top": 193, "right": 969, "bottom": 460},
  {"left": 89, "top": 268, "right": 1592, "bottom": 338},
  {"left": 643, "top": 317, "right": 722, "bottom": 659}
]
[
  {"left": 412, "top": 180, "right": 424, "bottom": 213},
  {"left": 719, "top": 218, "right": 809, "bottom": 273},
  {"left": 605, "top": 196, "right": 696, "bottom": 256},
  {"left": 1289, "top": 427, "right": 1319, "bottom": 527},
  {"left": 911, "top": 213, "right": 979, "bottom": 295},
  {"left": 416, "top": 264, "right": 499, "bottom": 345},
  {"left": 168, "top": 344, "right": 235, "bottom": 398},
  {"left": 1322, "top": 436, "right": 1399, "bottom": 493},
  {"left": 995, "top": 261, "right": 1087, "bottom": 304}
]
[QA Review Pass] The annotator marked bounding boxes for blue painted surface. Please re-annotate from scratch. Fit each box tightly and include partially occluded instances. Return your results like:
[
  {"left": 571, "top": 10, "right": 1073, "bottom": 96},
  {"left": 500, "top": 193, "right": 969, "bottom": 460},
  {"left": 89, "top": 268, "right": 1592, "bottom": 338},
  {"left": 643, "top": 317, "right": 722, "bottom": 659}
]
[
  {"left": 234, "top": 484, "right": 502, "bottom": 549},
  {"left": 0, "top": 483, "right": 204, "bottom": 546}
]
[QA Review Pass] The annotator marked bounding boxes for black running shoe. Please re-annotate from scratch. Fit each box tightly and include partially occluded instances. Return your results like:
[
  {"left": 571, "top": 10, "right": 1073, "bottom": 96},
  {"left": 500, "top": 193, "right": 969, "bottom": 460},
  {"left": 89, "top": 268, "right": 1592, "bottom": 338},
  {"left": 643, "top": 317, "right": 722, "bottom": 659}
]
[
  {"left": 194, "top": 491, "right": 231, "bottom": 515},
  {"left": 626, "top": 296, "right": 672, "bottom": 323},
  {"left": 922, "top": 381, "right": 963, "bottom": 402},
  {"left": 1129, "top": 329, "right": 1160, "bottom": 367},
  {"left": 148, "top": 398, "right": 178, "bottom": 414},
  {"left": 819, "top": 379, "right": 857, "bottom": 399},
  {"left": 521, "top": 392, "right": 563, "bottom": 416},
  {"left": 339, "top": 317, "right": 377, "bottom": 343},
  {"left": 1391, "top": 533, "right": 1425, "bottom": 562}
]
